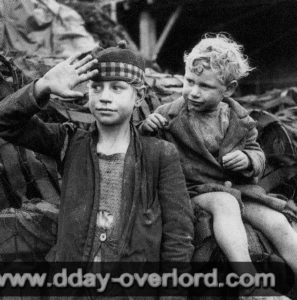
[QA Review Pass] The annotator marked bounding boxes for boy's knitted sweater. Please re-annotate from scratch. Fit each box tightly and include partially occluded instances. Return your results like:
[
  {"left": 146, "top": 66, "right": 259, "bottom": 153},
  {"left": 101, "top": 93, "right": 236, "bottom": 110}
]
[
  {"left": 189, "top": 101, "right": 230, "bottom": 157},
  {"left": 91, "top": 152, "right": 126, "bottom": 262}
]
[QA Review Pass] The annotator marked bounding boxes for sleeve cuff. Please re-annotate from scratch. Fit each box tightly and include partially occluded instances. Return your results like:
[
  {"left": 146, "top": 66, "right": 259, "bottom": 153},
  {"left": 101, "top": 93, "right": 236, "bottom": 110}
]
[
  {"left": 240, "top": 150, "right": 255, "bottom": 177},
  {"left": 30, "top": 79, "right": 50, "bottom": 109}
]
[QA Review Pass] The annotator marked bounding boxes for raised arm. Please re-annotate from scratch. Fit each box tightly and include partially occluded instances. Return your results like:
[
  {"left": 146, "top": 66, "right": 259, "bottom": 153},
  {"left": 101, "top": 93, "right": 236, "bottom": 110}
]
[{"left": 0, "top": 54, "right": 98, "bottom": 158}]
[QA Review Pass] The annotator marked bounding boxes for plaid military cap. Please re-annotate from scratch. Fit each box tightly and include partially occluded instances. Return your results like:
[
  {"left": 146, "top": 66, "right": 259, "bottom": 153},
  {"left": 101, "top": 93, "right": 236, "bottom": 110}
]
[{"left": 91, "top": 41, "right": 145, "bottom": 84}]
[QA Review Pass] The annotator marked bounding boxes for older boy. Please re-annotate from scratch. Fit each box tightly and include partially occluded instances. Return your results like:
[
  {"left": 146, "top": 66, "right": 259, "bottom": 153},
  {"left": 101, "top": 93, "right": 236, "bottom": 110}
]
[
  {"left": 0, "top": 43, "right": 194, "bottom": 282},
  {"left": 141, "top": 34, "right": 297, "bottom": 291}
]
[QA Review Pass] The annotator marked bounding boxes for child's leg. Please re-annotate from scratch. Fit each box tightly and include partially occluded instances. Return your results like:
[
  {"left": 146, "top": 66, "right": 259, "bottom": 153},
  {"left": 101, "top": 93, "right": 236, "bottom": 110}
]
[
  {"left": 192, "top": 192, "right": 253, "bottom": 272},
  {"left": 192, "top": 192, "right": 289, "bottom": 297},
  {"left": 244, "top": 202, "right": 297, "bottom": 275}
]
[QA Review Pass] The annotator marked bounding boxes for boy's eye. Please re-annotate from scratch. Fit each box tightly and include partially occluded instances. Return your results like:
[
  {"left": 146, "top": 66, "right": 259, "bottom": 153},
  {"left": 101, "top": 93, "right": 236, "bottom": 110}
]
[
  {"left": 200, "top": 83, "right": 212, "bottom": 89},
  {"left": 111, "top": 83, "right": 126, "bottom": 92},
  {"left": 186, "top": 78, "right": 195, "bottom": 85},
  {"left": 91, "top": 85, "right": 103, "bottom": 92},
  {"left": 112, "top": 85, "right": 122, "bottom": 91}
]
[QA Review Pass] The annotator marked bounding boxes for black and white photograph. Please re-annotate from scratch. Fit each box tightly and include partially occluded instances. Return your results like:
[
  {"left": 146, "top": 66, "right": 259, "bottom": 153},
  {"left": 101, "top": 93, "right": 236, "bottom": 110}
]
[{"left": 0, "top": 0, "right": 296, "bottom": 299}]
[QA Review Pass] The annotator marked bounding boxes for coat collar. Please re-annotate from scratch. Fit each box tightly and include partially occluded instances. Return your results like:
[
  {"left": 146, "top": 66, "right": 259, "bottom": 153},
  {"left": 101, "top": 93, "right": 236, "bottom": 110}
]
[
  {"left": 165, "top": 97, "right": 256, "bottom": 161},
  {"left": 166, "top": 96, "right": 250, "bottom": 119},
  {"left": 218, "top": 97, "right": 256, "bottom": 159},
  {"left": 167, "top": 101, "right": 219, "bottom": 165}
]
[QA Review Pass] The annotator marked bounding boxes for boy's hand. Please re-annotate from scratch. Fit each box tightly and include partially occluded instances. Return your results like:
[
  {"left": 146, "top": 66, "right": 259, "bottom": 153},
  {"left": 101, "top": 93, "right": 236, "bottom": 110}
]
[
  {"left": 222, "top": 150, "right": 251, "bottom": 171},
  {"left": 35, "top": 53, "right": 98, "bottom": 99},
  {"left": 142, "top": 113, "right": 168, "bottom": 133}
]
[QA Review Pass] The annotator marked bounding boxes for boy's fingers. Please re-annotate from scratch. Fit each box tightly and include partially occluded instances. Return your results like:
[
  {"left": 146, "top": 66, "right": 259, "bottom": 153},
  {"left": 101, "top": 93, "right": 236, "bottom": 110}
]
[
  {"left": 144, "top": 125, "right": 154, "bottom": 133},
  {"left": 154, "top": 114, "right": 168, "bottom": 126},
  {"left": 73, "top": 54, "right": 93, "bottom": 69},
  {"left": 223, "top": 150, "right": 242, "bottom": 160},
  {"left": 149, "top": 116, "right": 163, "bottom": 128},
  {"left": 77, "top": 59, "right": 98, "bottom": 75},
  {"left": 225, "top": 161, "right": 243, "bottom": 169},
  {"left": 228, "top": 164, "right": 245, "bottom": 171},
  {"left": 223, "top": 156, "right": 242, "bottom": 167},
  {"left": 222, "top": 153, "right": 240, "bottom": 164},
  {"left": 65, "top": 90, "right": 84, "bottom": 98},
  {"left": 67, "top": 53, "right": 83, "bottom": 64},
  {"left": 78, "top": 70, "right": 98, "bottom": 83},
  {"left": 146, "top": 119, "right": 159, "bottom": 130}
]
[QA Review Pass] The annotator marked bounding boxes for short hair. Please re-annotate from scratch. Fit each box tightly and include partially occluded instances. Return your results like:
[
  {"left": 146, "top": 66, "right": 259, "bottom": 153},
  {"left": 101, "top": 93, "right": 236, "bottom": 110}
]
[{"left": 184, "top": 33, "right": 254, "bottom": 85}]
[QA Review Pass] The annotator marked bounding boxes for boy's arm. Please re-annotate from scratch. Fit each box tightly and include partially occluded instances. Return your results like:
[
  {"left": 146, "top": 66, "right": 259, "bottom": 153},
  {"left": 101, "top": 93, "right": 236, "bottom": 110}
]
[
  {"left": 241, "top": 126, "right": 266, "bottom": 178},
  {"left": 158, "top": 142, "right": 194, "bottom": 261},
  {"left": 0, "top": 54, "right": 98, "bottom": 159},
  {"left": 158, "top": 141, "right": 194, "bottom": 297},
  {"left": 0, "top": 82, "right": 70, "bottom": 159},
  {"left": 222, "top": 126, "right": 265, "bottom": 178},
  {"left": 138, "top": 104, "right": 169, "bottom": 139}
]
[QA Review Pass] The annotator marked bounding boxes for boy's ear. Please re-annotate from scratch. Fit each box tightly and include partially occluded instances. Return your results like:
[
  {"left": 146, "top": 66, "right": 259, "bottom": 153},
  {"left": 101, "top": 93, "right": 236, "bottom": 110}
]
[
  {"left": 223, "top": 80, "right": 238, "bottom": 98},
  {"left": 135, "top": 87, "right": 146, "bottom": 108}
]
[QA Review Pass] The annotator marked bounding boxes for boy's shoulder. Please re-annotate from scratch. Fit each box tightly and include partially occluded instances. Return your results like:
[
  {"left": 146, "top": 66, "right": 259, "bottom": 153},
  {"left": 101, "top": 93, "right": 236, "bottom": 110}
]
[
  {"left": 223, "top": 97, "right": 250, "bottom": 119},
  {"left": 223, "top": 97, "right": 257, "bottom": 130},
  {"left": 155, "top": 97, "right": 185, "bottom": 119},
  {"left": 140, "top": 134, "right": 178, "bottom": 157}
]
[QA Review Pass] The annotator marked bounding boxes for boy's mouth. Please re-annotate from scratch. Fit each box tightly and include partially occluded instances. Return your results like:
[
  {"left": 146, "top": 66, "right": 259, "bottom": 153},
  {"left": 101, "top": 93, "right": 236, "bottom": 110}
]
[
  {"left": 188, "top": 99, "right": 204, "bottom": 105},
  {"left": 96, "top": 108, "right": 117, "bottom": 112}
]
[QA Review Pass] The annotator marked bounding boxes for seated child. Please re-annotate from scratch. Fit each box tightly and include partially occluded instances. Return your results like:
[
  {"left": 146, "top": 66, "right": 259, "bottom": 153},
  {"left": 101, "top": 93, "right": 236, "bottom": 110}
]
[{"left": 140, "top": 33, "right": 297, "bottom": 295}]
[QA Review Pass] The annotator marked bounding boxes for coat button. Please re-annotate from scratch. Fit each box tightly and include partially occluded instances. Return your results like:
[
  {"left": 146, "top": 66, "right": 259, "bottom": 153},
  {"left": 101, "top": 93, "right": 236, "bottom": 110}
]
[
  {"left": 99, "top": 233, "right": 106, "bottom": 242},
  {"left": 144, "top": 208, "right": 153, "bottom": 226}
]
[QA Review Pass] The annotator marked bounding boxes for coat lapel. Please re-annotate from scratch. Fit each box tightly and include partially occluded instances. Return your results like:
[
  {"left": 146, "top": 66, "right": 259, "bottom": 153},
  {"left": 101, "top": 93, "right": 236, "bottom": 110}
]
[
  {"left": 218, "top": 109, "right": 249, "bottom": 158},
  {"left": 118, "top": 125, "right": 145, "bottom": 256},
  {"left": 218, "top": 98, "right": 256, "bottom": 160},
  {"left": 166, "top": 99, "right": 220, "bottom": 166}
]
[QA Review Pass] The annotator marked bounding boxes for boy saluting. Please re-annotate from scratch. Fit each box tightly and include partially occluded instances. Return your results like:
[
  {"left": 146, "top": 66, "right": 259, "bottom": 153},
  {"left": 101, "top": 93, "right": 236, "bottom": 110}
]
[
  {"left": 141, "top": 33, "right": 297, "bottom": 297},
  {"left": 0, "top": 42, "right": 194, "bottom": 272}
]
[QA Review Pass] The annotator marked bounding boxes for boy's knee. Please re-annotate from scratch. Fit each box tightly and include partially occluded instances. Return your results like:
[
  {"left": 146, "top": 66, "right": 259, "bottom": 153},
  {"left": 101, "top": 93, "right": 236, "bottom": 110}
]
[
  {"left": 247, "top": 205, "right": 290, "bottom": 235},
  {"left": 211, "top": 192, "right": 240, "bottom": 215},
  {"left": 267, "top": 212, "right": 290, "bottom": 234},
  {"left": 193, "top": 192, "right": 240, "bottom": 216}
]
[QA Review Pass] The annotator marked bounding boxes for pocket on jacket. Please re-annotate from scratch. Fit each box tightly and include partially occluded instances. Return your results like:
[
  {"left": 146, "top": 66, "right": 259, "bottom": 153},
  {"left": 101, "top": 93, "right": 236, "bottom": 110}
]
[{"left": 142, "top": 196, "right": 161, "bottom": 226}]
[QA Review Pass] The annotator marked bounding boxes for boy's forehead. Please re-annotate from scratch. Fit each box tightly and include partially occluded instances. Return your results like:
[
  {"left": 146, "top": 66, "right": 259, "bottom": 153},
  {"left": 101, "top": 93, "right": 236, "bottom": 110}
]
[
  {"left": 184, "top": 66, "right": 211, "bottom": 78},
  {"left": 89, "top": 79, "right": 129, "bottom": 85},
  {"left": 184, "top": 66, "right": 225, "bottom": 85}
]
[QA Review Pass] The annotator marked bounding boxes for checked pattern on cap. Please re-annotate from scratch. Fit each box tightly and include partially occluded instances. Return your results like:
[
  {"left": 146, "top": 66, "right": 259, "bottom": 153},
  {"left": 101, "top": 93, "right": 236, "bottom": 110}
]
[{"left": 97, "top": 62, "right": 144, "bottom": 83}]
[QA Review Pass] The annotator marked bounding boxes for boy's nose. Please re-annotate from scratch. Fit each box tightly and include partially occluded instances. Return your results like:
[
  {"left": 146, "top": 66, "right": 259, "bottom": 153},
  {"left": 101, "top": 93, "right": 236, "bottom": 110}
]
[
  {"left": 190, "top": 86, "right": 200, "bottom": 98},
  {"left": 99, "top": 87, "right": 112, "bottom": 103},
  {"left": 99, "top": 98, "right": 112, "bottom": 104}
]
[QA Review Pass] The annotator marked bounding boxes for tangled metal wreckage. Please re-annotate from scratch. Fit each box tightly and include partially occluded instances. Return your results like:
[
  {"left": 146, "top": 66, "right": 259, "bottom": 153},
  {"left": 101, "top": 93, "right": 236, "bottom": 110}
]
[{"left": 0, "top": 0, "right": 297, "bottom": 296}]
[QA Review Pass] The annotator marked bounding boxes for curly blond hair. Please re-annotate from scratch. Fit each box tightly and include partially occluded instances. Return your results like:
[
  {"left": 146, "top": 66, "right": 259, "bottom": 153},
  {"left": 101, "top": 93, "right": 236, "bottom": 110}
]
[{"left": 184, "top": 33, "right": 254, "bottom": 85}]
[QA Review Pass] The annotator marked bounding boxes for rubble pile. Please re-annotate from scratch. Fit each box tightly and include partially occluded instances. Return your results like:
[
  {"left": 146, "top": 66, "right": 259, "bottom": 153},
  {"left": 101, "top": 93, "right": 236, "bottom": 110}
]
[{"left": 57, "top": 0, "right": 131, "bottom": 48}]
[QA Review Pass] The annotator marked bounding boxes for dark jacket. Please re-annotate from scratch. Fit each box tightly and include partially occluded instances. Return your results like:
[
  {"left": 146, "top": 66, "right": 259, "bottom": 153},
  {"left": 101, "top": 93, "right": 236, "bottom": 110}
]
[
  {"left": 0, "top": 83, "right": 194, "bottom": 264},
  {"left": 153, "top": 97, "right": 266, "bottom": 197}
]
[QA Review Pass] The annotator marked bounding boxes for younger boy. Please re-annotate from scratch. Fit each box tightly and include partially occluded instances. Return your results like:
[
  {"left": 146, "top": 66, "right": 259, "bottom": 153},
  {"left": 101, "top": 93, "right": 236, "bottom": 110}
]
[
  {"left": 141, "top": 33, "right": 297, "bottom": 292},
  {"left": 0, "top": 43, "right": 194, "bottom": 296}
]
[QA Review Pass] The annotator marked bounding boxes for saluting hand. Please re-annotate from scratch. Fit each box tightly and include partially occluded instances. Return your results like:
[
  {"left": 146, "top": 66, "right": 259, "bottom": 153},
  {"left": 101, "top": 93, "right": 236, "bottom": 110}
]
[
  {"left": 35, "top": 53, "right": 98, "bottom": 99},
  {"left": 222, "top": 150, "right": 251, "bottom": 171}
]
